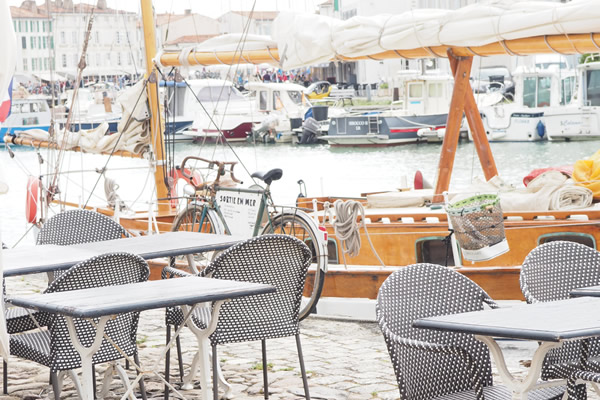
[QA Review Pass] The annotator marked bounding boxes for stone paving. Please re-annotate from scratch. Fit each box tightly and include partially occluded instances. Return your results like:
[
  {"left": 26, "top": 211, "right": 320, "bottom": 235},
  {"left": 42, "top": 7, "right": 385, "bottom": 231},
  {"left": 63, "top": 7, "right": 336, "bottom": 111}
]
[{"left": 0, "top": 273, "right": 595, "bottom": 399}]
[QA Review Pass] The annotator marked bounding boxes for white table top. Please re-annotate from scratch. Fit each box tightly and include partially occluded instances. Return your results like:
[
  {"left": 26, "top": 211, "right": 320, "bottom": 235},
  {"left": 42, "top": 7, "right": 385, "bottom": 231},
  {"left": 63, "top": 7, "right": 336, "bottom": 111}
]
[
  {"left": 414, "top": 297, "right": 600, "bottom": 342},
  {"left": 2, "top": 232, "right": 245, "bottom": 277},
  {"left": 7, "top": 276, "right": 275, "bottom": 318}
]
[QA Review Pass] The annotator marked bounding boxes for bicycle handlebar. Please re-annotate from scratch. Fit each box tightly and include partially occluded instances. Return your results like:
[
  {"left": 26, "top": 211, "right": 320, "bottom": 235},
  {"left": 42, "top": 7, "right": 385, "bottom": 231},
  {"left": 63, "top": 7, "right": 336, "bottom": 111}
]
[{"left": 179, "top": 156, "right": 242, "bottom": 190}]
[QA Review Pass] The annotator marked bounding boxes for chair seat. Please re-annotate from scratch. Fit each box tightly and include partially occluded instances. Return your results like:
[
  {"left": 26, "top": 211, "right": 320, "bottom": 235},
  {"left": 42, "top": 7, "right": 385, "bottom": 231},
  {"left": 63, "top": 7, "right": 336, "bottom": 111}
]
[
  {"left": 10, "top": 330, "right": 52, "bottom": 367},
  {"left": 433, "top": 384, "right": 565, "bottom": 400},
  {"left": 6, "top": 307, "right": 50, "bottom": 334},
  {"left": 166, "top": 305, "right": 210, "bottom": 329}
]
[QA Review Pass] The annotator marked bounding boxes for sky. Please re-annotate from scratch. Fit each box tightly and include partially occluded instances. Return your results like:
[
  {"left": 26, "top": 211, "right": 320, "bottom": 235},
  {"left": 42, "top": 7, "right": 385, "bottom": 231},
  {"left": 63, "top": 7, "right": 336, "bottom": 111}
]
[{"left": 7, "top": 0, "right": 327, "bottom": 18}]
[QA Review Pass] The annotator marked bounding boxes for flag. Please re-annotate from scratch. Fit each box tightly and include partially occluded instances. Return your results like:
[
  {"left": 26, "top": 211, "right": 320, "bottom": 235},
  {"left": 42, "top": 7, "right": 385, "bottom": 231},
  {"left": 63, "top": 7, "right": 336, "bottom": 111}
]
[{"left": 0, "top": 78, "right": 13, "bottom": 123}]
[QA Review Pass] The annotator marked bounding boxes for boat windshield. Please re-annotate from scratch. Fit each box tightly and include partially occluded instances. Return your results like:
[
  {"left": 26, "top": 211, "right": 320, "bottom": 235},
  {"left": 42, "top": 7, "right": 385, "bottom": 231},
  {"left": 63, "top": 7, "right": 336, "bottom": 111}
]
[
  {"left": 523, "top": 76, "right": 551, "bottom": 108},
  {"left": 12, "top": 101, "right": 48, "bottom": 113},
  {"left": 196, "top": 86, "right": 245, "bottom": 102},
  {"left": 288, "top": 90, "right": 304, "bottom": 105}
]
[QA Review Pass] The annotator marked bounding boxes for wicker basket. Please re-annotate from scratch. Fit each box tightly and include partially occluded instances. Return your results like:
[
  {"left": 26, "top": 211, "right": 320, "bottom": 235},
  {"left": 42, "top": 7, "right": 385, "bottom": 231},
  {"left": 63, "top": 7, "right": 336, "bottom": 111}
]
[{"left": 446, "top": 194, "right": 509, "bottom": 262}]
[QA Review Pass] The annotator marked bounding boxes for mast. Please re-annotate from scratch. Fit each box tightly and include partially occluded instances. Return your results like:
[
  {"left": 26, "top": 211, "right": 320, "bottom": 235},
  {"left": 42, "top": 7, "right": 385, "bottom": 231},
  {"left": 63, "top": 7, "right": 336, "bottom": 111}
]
[{"left": 140, "top": 0, "right": 169, "bottom": 213}]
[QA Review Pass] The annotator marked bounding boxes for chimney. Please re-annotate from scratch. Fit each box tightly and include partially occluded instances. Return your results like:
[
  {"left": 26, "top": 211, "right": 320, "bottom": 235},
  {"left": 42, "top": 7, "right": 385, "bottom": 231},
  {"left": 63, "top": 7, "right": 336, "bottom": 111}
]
[
  {"left": 184, "top": 9, "right": 191, "bottom": 16},
  {"left": 21, "top": 0, "right": 37, "bottom": 12}
]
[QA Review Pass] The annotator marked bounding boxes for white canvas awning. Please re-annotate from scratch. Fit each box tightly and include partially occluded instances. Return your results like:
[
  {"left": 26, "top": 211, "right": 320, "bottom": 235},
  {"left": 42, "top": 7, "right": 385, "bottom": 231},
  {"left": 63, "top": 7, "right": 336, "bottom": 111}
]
[{"left": 272, "top": 0, "right": 600, "bottom": 69}]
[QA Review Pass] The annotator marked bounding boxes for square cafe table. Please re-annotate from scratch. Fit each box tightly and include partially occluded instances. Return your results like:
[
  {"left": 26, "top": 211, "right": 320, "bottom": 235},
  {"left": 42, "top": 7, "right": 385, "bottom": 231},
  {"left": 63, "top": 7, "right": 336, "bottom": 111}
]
[
  {"left": 7, "top": 277, "right": 275, "bottom": 400},
  {"left": 2, "top": 231, "right": 245, "bottom": 277},
  {"left": 414, "top": 297, "right": 600, "bottom": 399}
]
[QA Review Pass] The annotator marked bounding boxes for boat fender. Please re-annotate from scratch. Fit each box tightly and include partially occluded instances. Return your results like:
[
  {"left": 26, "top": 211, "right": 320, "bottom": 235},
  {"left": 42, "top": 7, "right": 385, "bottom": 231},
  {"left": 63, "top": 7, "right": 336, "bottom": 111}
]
[
  {"left": 168, "top": 167, "right": 203, "bottom": 208},
  {"left": 536, "top": 120, "right": 546, "bottom": 138},
  {"left": 413, "top": 170, "right": 433, "bottom": 190},
  {"left": 26, "top": 176, "right": 41, "bottom": 224}
]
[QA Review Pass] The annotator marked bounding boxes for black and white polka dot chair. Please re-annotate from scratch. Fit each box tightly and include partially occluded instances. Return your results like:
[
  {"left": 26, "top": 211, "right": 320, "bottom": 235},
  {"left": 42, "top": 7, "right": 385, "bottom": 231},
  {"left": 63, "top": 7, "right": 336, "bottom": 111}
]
[
  {"left": 9, "top": 252, "right": 149, "bottom": 400},
  {"left": 377, "top": 263, "right": 566, "bottom": 400},
  {"left": 162, "top": 234, "right": 312, "bottom": 400},
  {"left": 521, "top": 240, "right": 600, "bottom": 391},
  {"left": 3, "top": 209, "right": 130, "bottom": 394}
]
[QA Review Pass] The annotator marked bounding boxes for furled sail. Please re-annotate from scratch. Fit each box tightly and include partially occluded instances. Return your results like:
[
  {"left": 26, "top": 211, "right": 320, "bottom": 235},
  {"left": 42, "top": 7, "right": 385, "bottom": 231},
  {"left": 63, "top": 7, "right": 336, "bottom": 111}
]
[
  {"left": 14, "top": 80, "right": 150, "bottom": 156},
  {"left": 272, "top": 0, "right": 600, "bottom": 69}
]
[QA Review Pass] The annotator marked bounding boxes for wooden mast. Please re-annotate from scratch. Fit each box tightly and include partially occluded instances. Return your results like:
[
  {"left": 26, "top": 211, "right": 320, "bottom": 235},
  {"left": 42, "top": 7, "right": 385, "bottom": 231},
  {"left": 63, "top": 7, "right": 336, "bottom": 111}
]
[{"left": 140, "top": 0, "right": 169, "bottom": 213}]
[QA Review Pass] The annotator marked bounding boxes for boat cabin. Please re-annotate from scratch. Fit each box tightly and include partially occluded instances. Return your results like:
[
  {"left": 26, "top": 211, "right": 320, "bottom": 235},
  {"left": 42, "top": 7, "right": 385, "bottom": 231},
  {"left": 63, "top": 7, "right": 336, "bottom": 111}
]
[
  {"left": 392, "top": 71, "right": 454, "bottom": 116},
  {"left": 0, "top": 98, "right": 51, "bottom": 139}
]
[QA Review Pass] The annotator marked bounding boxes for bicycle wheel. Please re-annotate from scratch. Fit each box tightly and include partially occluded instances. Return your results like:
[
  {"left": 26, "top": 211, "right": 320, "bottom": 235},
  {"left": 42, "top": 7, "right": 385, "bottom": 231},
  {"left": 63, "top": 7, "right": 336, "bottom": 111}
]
[
  {"left": 170, "top": 202, "right": 225, "bottom": 274},
  {"left": 261, "top": 212, "right": 327, "bottom": 320}
]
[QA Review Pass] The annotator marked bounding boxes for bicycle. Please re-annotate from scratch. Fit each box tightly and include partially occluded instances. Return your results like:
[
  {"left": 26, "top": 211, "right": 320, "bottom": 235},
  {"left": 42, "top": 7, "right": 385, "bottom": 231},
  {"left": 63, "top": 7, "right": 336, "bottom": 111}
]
[{"left": 170, "top": 156, "right": 328, "bottom": 320}]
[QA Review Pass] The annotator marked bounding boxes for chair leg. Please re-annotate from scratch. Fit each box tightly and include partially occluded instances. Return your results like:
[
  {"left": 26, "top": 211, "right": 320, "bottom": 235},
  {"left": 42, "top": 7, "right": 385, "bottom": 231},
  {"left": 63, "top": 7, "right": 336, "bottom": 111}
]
[
  {"left": 92, "top": 364, "right": 97, "bottom": 399},
  {"left": 3, "top": 360, "right": 6, "bottom": 395},
  {"left": 134, "top": 352, "right": 148, "bottom": 400},
  {"left": 212, "top": 344, "right": 218, "bottom": 400},
  {"left": 176, "top": 325, "right": 184, "bottom": 380},
  {"left": 261, "top": 339, "right": 268, "bottom": 400},
  {"left": 295, "top": 334, "right": 310, "bottom": 400},
  {"left": 164, "top": 324, "right": 171, "bottom": 400},
  {"left": 50, "top": 372, "right": 61, "bottom": 400}
]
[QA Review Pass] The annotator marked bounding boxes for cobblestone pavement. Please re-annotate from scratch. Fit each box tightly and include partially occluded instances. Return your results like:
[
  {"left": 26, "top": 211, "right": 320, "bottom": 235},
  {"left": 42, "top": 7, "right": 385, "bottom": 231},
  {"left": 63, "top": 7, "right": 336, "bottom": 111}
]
[{"left": 0, "top": 274, "right": 596, "bottom": 399}]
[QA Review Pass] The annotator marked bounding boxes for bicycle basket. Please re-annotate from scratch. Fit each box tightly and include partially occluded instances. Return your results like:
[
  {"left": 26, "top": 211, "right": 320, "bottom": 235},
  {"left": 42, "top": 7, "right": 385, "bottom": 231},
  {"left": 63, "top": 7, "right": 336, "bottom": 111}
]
[{"left": 446, "top": 194, "right": 509, "bottom": 262}]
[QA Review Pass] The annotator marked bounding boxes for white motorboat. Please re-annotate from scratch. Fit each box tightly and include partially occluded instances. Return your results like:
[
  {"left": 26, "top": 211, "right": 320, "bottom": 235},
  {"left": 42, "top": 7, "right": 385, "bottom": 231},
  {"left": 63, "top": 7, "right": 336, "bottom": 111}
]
[
  {"left": 469, "top": 66, "right": 576, "bottom": 142},
  {"left": 544, "top": 60, "right": 600, "bottom": 141}
]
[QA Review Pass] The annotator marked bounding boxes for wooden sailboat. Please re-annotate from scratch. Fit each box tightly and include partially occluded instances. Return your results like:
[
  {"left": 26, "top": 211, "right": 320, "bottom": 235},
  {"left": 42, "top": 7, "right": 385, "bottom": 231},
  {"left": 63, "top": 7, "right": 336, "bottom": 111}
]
[{"left": 6, "top": 2, "right": 600, "bottom": 297}]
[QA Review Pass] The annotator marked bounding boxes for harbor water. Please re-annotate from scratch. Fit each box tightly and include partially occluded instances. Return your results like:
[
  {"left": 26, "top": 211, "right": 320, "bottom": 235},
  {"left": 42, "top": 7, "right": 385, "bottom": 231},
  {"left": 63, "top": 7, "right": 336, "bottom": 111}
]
[{"left": 1, "top": 139, "right": 599, "bottom": 246}]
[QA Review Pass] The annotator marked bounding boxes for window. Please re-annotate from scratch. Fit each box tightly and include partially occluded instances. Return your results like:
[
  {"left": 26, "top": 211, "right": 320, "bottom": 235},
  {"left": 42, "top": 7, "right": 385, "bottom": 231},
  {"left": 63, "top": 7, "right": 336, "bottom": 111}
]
[
  {"left": 13, "top": 21, "right": 17, "bottom": 32},
  {"left": 22, "top": 58, "right": 28, "bottom": 71},
  {"left": 50, "top": 37, "right": 54, "bottom": 49},
  {"left": 30, "top": 37, "right": 34, "bottom": 49},
  {"left": 416, "top": 237, "right": 456, "bottom": 266},
  {"left": 95, "top": 31, "right": 99, "bottom": 44},
  {"left": 42, "top": 21, "right": 46, "bottom": 32},
  {"left": 259, "top": 91, "right": 268, "bottom": 110},
  {"left": 117, "top": 53, "right": 122, "bottom": 66},
  {"left": 43, "top": 58, "right": 48, "bottom": 70},
  {"left": 73, "top": 54, "right": 78, "bottom": 67},
  {"left": 408, "top": 83, "right": 423, "bottom": 98},
  {"left": 196, "top": 86, "right": 246, "bottom": 103},
  {"left": 586, "top": 70, "right": 600, "bottom": 107},
  {"left": 42, "top": 37, "right": 47, "bottom": 49},
  {"left": 31, "top": 58, "right": 36, "bottom": 71},
  {"left": 538, "top": 233, "right": 595, "bottom": 248},
  {"left": 29, "top": 21, "right": 33, "bottom": 32},
  {"left": 96, "top": 53, "right": 101, "bottom": 67},
  {"left": 62, "top": 54, "right": 67, "bottom": 68},
  {"left": 561, "top": 76, "right": 575, "bottom": 105},
  {"left": 427, "top": 82, "right": 443, "bottom": 98},
  {"left": 21, "top": 37, "right": 26, "bottom": 49},
  {"left": 60, "top": 31, "right": 65, "bottom": 44},
  {"left": 36, "top": 21, "right": 40, "bottom": 32},
  {"left": 48, "top": 21, "right": 52, "bottom": 33},
  {"left": 72, "top": 31, "right": 77, "bottom": 45},
  {"left": 288, "top": 91, "right": 303, "bottom": 105},
  {"left": 536, "top": 76, "right": 551, "bottom": 107},
  {"left": 273, "top": 91, "right": 282, "bottom": 110},
  {"left": 115, "top": 31, "right": 121, "bottom": 44}
]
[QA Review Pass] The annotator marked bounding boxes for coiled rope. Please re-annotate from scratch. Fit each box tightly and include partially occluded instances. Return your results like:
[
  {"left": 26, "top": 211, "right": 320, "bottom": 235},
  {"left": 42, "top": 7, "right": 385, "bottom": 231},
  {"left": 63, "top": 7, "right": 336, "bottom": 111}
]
[{"left": 332, "top": 199, "right": 385, "bottom": 267}]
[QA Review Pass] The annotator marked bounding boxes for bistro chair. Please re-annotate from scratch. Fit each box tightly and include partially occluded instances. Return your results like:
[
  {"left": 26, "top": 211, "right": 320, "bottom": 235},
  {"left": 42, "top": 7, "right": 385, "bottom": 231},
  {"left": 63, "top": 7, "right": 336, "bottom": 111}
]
[
  {"left": 9, "top": 252, "right": 149, "bottom": 400},
  {"left": 521, "top": 240, "right": 600, "bottom": 390},
  {"left": 377, "top": 263, "right": 566, "bottom": 400},
  {"left": 3, "top": 209, "right": 129, "bottom": 394},
  {"left": 162, "top": 234, "right": 312, "bottom": 400}
]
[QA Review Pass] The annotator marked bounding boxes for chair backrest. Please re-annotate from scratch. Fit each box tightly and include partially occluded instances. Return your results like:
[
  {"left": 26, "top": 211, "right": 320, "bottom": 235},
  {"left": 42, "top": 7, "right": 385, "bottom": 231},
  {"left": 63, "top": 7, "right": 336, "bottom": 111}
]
[
  {"left": 376, "top": 263, "right": 495, "bottom": 400},
  {"left": 201, "top": 234, "right": 311, "bottom": 345},
  {"left": 37, "top": 209, "right": 129, "bottom": 246},
  {"left": 45, "top": 252, "right": 149, "bottom": 372},
  {"left": 520, "top": 240, "right": 600, "bottom": 303}
]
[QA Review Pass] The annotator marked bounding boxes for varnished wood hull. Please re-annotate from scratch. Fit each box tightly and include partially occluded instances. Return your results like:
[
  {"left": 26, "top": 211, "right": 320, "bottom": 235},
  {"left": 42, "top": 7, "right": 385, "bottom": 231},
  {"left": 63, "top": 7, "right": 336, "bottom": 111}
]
[{"left": 299, "top": 196, "right": 600, "bottom": 300}]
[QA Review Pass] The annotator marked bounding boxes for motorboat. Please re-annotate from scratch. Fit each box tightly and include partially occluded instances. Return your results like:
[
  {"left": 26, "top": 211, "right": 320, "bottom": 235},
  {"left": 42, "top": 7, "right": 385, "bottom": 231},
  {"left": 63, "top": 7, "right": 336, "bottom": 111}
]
[
  {"left": 469, "top": 66, "right": 576, "bottom": 142},
  {"left": 0, "top": 97, "right": 51, "bottom": 142},
  {"left": 245, "top": 81, "right": 310, "bottom": 143},
  {"left": 544, "top": 60, "right": 600, "bottom": 141},
  {"left": 178, "top": 79, "right": 258, "bottom": 143},
  {"left": 323, "top": 71, "right": 452, "bottom": 146}
]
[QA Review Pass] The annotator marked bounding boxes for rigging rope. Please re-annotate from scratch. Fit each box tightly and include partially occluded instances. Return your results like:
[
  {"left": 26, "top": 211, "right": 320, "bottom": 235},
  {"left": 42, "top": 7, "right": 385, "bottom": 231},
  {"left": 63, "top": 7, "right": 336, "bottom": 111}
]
[{"left": 332, "top": 200, "right": 385, "bottom": 267}]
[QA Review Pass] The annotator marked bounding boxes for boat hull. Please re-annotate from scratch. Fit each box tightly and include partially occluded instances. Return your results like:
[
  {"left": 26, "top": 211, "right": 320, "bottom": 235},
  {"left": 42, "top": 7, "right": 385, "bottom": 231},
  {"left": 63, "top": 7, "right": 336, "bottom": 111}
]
[
  {"left": 181, "top": 122, "right": 254, "bottom": 143},
  {"left": 0, "top": 125, "right": 51, "bottom": 143},
  {"left": 325, "top": 114, "right": 447, "bottom": 146}
]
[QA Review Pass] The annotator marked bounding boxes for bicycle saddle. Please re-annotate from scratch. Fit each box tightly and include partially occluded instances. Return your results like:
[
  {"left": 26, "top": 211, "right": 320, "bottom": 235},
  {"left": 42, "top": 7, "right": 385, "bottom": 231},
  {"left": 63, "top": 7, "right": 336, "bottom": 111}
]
[{"left": 251, "top": 169, "right": 283, "bottom": 185}]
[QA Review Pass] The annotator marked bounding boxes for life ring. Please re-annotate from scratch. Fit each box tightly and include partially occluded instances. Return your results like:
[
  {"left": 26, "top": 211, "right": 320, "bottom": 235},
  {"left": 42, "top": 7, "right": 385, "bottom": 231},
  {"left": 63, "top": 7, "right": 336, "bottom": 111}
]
[
  {"left": 25, "top": 176, "right": 40, "bottom": 224},
  {"left": 168, "top": 167, "right": 203, "bottom": 208}
]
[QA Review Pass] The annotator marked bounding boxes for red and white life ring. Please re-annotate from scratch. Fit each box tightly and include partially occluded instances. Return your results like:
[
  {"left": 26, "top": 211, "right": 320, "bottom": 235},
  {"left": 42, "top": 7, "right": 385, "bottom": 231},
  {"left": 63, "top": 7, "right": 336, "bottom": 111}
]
[
  {"left": 25, "top": 176, "right": 40, "bottom": 224},
  {"left": 168, "top": 168, "right": 203, "bottom": 208}
]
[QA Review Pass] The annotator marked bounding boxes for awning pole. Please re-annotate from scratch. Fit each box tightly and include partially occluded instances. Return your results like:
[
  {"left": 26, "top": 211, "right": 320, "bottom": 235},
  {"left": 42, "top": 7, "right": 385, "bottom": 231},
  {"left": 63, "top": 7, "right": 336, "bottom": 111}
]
[{"left": 433, "top": 52, "right": 473, "bottom": 203}]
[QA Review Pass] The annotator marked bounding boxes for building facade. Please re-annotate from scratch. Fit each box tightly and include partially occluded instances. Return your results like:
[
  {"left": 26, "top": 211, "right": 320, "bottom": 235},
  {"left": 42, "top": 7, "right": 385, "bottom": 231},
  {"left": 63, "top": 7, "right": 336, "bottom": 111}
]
[{"left": 11, "top": 0, "right": 143, "bottom": 82}]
